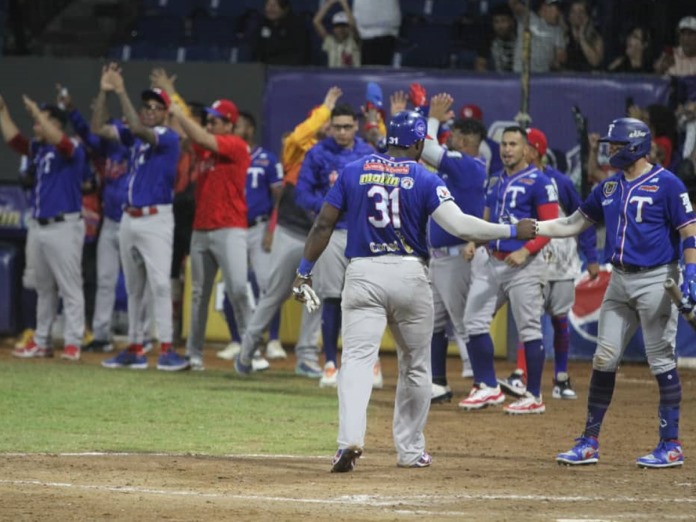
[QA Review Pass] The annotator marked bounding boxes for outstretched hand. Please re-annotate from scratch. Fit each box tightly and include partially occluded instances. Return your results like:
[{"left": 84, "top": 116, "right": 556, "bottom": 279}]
[
  {"left": 389, "top": 90, "right": 408, "bottom": 116},
  {"left": 323, "top": 86, "right": 343, "bottom": 111},
  {"left": 150, "top": 67, "right": 177, "bottom": 94},
  {"left": 101, "top": 63, "right": 124, "bottom": 93},
  {"left": 429, "top": 93, "right": 453, "bottom": 123},
  {"left": 22, "top": 95, "right": 40, "bottom": 118}
]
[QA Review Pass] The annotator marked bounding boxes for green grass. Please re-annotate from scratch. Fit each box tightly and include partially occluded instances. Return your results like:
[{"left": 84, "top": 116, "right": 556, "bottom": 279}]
[{"left": 0, "top": 359, "right": 340, "bottom": 455}]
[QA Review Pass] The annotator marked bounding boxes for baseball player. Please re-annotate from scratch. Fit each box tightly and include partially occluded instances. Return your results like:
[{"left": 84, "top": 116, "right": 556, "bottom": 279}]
[
  {"left": 168, "top": 98, "right": 251, "bottom": 371},
  {"left": 538, "top": 118, "right": 693, "bottom": 468},
  {"left": 0, "top": 94, "right": 86, "bottom": 360},
  {"left": 459, "top": 103, "right": 503, "bottom": 177},
  {"left": 232, "top": 88, "right": 343, "bottom": 378},
  {"left": 218, "top": 110, "right": 286, "bottom": 361},
  {"left": 498, "top": 128, "right": 599, "bottom": 400},
  {"left": 295, "top": 102, "right": 375, "bottom": 388},
  {"left": 60, "top": 88, "right": 152, "bottom": 354},
  {"left": 459, "top": 125, "right": 559, "bottom": 414},
  {"left": 279, "top": 110, "right": 535, "bottom": 472},
  {"left": 420, "top": 93, "right": 487, "bottom": 402},
  {"left": 96, "top": 63, "right": 189, "bottom": 371}
]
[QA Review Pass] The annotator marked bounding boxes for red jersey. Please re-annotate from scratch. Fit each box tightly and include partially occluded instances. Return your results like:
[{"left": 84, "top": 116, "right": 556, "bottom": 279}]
[{"left": 193, "top": 134, "right": 250, "bottom": 230}]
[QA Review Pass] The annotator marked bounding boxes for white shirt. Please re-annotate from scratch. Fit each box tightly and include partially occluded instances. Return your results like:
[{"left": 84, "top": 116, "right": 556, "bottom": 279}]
[{"left": 352, "top": 0, "right": 401, "bottom": 39}]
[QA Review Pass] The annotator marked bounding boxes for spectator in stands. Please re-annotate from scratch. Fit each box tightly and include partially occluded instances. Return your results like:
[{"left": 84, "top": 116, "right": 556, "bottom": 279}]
[
  {"left": 475, "top": 3, "right": 516, "bottom": 72},
  {"left": 312, "top": 0, "right": 360, "bottom": 68},
  {"left": 607, "top": 26, "right": 653, "bottom": 74},
  {"left": 564, "top": 0, "right": 604, "bottom": 71},
  {"left": 655, "top": 16, "right": 696, "bottom": 77},
  {"left": 352, "top": 0, "right": 400, "bottom": 66},
  {"left": 252, "top": 0, "right": 309, "bottom": 66},
  {"left": 509, "top": 0, "right": 566, "bottom": 73}
]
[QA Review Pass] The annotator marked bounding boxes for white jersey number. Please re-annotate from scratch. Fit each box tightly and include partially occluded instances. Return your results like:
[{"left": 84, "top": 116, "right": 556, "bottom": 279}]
[{"left": 368, "top": 186, "right": 401, "bottom": 228}]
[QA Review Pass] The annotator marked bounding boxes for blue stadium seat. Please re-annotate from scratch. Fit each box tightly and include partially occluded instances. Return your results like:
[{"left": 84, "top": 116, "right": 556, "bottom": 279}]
[
  {"left": 400, "top": 23, "right": 454, "bottom": 68},
  {"left": 135, "top": 16, "right": 185, "bottom": 43},
  {"left": 428, "top": 0, "right": 467, "bottom": 23},
  {"left": 110, "top": 41, "right": 183, "bottom": 62},
  {"left": 142, "top": 0, "right": 195, "bottom": 17},
  {"left": 191, "top": 16, "right": 236, "bottom": 44},
  {"left": 194, "top": 0, "right": 249, "bottom": 18},
  {"left": 182, "top": 43, "right": 232, "bottom": 62},
  {"left": 401, "top": 0, "right": 426, "bottom": 16},
  {"left": 291, "top": 0, "right": 319, "bottom": 15}
]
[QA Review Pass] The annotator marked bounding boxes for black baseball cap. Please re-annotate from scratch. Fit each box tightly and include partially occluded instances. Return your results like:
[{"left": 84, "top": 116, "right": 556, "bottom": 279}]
[{"left": 39, "top": 103, "right": 68, "bottom": 127}]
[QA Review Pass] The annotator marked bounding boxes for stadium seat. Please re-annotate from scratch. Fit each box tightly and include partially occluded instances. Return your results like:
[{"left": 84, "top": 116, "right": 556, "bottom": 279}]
[
  {"left": 191, "top": 16, "right": 236, "bottom": 44},
  {"left": 182, "top": 43, "right": 232, "bottom": 62},
  {"left": 194, "top": 0, "right": 249, "bottom": 18},
  {"left": 142, "top": 0, "right": 195, "bottom": 17},
  {"left": 134, "top": 16, "right": 185, "bottom": 43},
  {"left": 110, "top": 41, "right": 184, "bottom": 62},
  {"left": 427, "top": 0, "right": 466, "bottom": 23},
  {"left": 400, "top": 22, "right": 454, "bottom": 68},
  {"left": 401, "top": 0, "right": 426, "bottom": 17}
]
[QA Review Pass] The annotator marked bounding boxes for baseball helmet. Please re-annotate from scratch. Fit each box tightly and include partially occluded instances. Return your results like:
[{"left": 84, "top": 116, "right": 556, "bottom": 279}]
[
  {"left": 387, "top": 110, "right": 432, "bottom": 147},
  {"left": 598, "top": 117, "right": 651, "bottom": 169}
]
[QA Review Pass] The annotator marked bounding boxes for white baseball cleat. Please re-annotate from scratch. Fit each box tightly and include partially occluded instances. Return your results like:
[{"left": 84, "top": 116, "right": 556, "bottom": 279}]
[
  {"left": 458, "top": 383, "right": 505, "bottom": 410},
  {"left": 252, "top": 352, "right": 270, "bottom": 372},
  {"left": 265, "top": 339, "right": 287, "bottom": 360},
  {"left": 504, "top": 392, "right": 546, "bottom": 415},
  {"left": 217, "top": 342, "right": 241, "bottom": 361}
]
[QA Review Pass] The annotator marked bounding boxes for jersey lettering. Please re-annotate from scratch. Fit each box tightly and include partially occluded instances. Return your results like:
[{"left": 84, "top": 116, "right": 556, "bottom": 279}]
[
  {"left": 545, "top": 184, "right": 558, "bottom": 202},
  {"left": 507, "top": 186, "right": 525, "bottom": 208},
  {"left": 247, "top": 166, "right": 265, "bottom": 189},
  {"left": 629, "top": 195, "right": 653, "bottom": 223},
  {"left": 39, "top": 152, "right": 55, "bottom": 174},
  {"left": 368, "top": 186, "right": 401, "bottom": 228},
  {"left": 680, "top": 193, "right": 693, "bottom": 214}
]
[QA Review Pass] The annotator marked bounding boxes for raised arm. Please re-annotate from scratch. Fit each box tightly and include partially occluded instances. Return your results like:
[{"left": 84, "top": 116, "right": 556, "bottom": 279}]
[
  {"left": 22, "top": 95, "right": 65, "bottom": 147},
  {"left": 103, "top": 64, "right": 157, "bottom": 146},
  {"left": 0, "top": 94, "right": 22, "bottom": 144},
  {"left": 421, "top": 93, "right": 452, "bottom": 168},
  {"left": 169, "top": 102, "right": 217, "bottom": 151},
  {"left": 432, "top": 200, "right": 536, "bottom": 242},
  {"left": 312, "top": 0, "right": 333, "bottom": 40},
  {"left": 536, "top": 210, "right": 593, "bottom": 238}
]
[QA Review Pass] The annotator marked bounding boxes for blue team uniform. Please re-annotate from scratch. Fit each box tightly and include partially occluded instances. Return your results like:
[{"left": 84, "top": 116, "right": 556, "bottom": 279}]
[
  {"left": 69, "top": 111, "right": 130, "bottom": 222},
  {"left": 429, "top": 151, "right": 486, "bottom": 248},
  {"left": 246, "top": 145, "right": 283, "bottom": 224},
  {"left": 29, "top": 138, "right": 86, "bottom": 219},
  {"left": 486, "top": 165, "right": 557, "bottom": 253},
  {"left": 543, "top": 166, "right": 597, "bottom": 264},
  {"left": 296, "top": 136, "right": 374, "bottom": 230},
  {"left": 325, "top": 153, "right": 453, "bottom": 259},
  {"left": 117, "top": 125, "right": 179, "bottom": 207},
  {"left": 580, "top": 165, "right": 696, "bottom": 268}
]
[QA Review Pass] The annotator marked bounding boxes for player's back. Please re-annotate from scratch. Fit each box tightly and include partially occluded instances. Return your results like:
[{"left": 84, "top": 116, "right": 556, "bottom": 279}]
[{"left": 326, "top": 152, "right": 450, "bottom": 260}]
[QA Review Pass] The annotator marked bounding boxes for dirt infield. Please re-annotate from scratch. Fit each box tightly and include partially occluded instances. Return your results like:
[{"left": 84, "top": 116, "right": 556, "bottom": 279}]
[{"left": 1, "top": 353, "right": 695, "bottom": 521}]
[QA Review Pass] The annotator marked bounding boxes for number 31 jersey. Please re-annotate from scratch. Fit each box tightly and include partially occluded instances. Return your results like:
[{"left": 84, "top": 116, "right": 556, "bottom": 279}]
[{"left": 325, "top": 153, "right": 453, "bottom": 260}]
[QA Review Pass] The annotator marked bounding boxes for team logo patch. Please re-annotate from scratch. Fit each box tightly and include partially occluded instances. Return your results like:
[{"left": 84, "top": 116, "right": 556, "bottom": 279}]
[
  {"left": 400, "top": 177, "right": 414, "bottom": 189},
  {"left": 436, "top": 186, "right": 452, "bottom": 202},
  {"left": 639, "top": 185, "right": 659, "bottom": 193},
  {"left": 603, "top": 181, "right": 618, "bottom": 197},
  {"left": 518, "top": 178, "right": 535, "bottom": 186},
  {"left": 414, "top": 119, "right": 427, "bottom": 139},
  {"left": 329, "top": 170, "right": 339, "bottom": 187}
]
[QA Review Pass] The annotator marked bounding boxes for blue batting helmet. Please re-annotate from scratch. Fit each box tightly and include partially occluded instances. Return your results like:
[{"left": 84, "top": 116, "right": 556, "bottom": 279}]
[
  {"left": 387, "top": 110, "right": 432, "bottom": 147},
  {"left": 598, "top": 117, "right": 652, "bottom": 169}
]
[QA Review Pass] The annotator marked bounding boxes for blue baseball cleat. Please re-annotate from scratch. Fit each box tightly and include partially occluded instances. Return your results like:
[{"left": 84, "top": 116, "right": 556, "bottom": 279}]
[
  {"left": 331, "top": 446, "right": 363, "bottom": 473},
  {"left": 156, "top": 350, "right": 190, "bottom": 371},
  {"left": 102, "top": 349, "right": 148, "bottom": 370},
  {"left": 556, "top": 436, "right": 599, "bottom": 465},
  {"left": 234, "top": 354, "right": 252, "bottom": 376},
  {"left": 636, "top": 440, "right": 684, "bottom": 469},
  {"left": 398, "top": 451, "right": 432, "bottom": 468}
]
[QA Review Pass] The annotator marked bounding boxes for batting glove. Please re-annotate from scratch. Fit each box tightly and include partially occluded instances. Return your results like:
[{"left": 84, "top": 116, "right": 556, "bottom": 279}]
[
  {"left": 681, "top": 263, "right": 696, "bottom": 303},
  {"left": 293, "top": 283, "right": 321, "bottom": 313}
]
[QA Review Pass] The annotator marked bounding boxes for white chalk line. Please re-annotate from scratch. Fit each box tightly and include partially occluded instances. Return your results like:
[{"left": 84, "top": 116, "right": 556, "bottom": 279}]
[
  {"left": 1, "top": 451, "right": 329, "bottom": 459},
  {"left": 1, "top": 478, "right": 696, "bottom": 508}
]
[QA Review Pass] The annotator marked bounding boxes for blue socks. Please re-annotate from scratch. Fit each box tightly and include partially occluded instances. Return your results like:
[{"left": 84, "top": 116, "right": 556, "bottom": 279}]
[
  {"left": 269, "top": 309, "right": 281, "bottom": 341},
  {"left": 223, "top": 294, "right": 241, "bottom": 343},
  {"left": 523, "top": 339, "right": 544, "bottom": 397},
  {"left": 431, "top": 330, "right": 448, "bottom": 386},
  {"left": 583, "top": 370, "right": 616, "bottom": 439},
  {"left": 467, "top": 333, "right": 496, "bottom": 387},
  {"left": 551, "top": 315, "right": 569, "bottom": 377},
  {"left": 656, "top": 368, "right": 681, "bottom": 441},
  {"left": 322, "top": 298, "right": 342, "bottom": 365}
]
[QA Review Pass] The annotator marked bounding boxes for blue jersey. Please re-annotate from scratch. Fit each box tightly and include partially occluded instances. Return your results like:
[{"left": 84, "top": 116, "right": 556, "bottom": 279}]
[
  {"left": 543, "top": 166, "right": 597, "bottom": 264},
  {"left": 246, "top": 145, "right": 283, "bottom": 222},
  {"left": 486, "top": 164, "right": 557, "bottom": 252},
  {"left": 429, "top": 150, "right": 487, "bottom": 248},
  {"left": 69, "top": 110, "right": 130, "bottom": 222},
  {"left": 580, "top": 165, "right": 696, "bottom": 267},
  {"left": 117, "top": 125, "right": 179, "bottom": 207},
  {"left": 296, "top": 136, "right": 374, "bottom": 230},
  {"left": 325, "top": 153, "right": 453, "bottom": 259},
  {"left": 29, "top": 138, "right": 86, "bottom": 219}
]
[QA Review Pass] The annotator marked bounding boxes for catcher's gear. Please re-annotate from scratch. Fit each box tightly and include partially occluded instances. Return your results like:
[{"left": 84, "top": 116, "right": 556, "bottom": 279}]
[
  {"left": 387, "top": 110, "right": 431, "bottom": 148},
  {"left": 598, "top": 117, "right": 651, "bottom": 169},
  {"left": 293, "top": 283, "right": 321, "bottom": 313}
]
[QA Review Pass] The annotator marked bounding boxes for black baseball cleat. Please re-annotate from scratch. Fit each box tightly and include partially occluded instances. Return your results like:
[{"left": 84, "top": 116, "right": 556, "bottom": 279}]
[
  {"left": 497, "top": 369, "right": 526, "bottom": 398},
  {"left": 431, "top": 383, "right": 453, "bottom": 404},
  {"left": 331, "top": 446, "right": 363, "bottom": 473}
]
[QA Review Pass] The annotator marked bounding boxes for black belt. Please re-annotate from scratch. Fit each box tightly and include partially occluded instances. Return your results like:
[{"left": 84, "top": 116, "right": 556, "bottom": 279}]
[
  {"left": 248, "top": 215, "right": 269, "bottom": 227},
  {"left": 611, "top": 261, "right": 661, "bottom": 273},
  {"left": 37, "top": 213, "right": 80, "bottom": 226}
]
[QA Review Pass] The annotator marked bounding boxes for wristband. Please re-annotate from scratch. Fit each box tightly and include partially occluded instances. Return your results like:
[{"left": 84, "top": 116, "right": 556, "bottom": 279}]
[
  {"left": 297, "top": 257, "right": 315, "bottom": 278},
  {"left": 364, "top": 122, "right": 379, "bottom": 131},
  {"left": 509, "top": 224, "right": 517, "bottom": 238}
]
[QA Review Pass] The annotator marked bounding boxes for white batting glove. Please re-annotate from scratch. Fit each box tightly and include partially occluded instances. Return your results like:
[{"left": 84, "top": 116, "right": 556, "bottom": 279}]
[{"left": 293, "top": 283, "right": 321, "bottom": 313}]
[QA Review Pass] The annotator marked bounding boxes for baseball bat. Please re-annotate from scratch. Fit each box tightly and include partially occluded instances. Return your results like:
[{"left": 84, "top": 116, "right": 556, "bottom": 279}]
[
  {"left": 664, "top": 278, "right": 696, "bottom": 329},
  {"left": 515, "top": 0, "right": 532, "bottom": 129}
]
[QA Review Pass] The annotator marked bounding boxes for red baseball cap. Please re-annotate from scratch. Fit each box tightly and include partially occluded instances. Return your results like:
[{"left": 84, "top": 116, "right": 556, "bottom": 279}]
[
  {"left": 205, "top": 99, "right": 239, "bottom": 123},
  {"left": 460, "top": 104, "right": 483, "bottom": 121},
  {"left": 527, "top": 128, "right": 548, "bottom": 157},
  {"left": 141, "top": 87, "right": 171, "bottom": 109}
]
